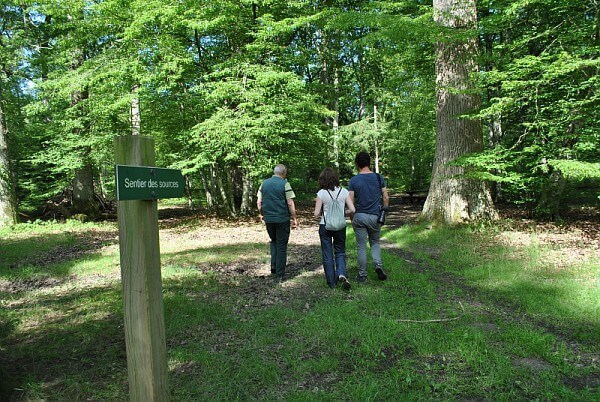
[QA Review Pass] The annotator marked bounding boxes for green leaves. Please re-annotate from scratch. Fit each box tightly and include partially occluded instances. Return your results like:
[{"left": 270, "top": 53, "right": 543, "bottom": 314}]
[{"left": 186, "top": 63, "right": 329, "bottom": 176}]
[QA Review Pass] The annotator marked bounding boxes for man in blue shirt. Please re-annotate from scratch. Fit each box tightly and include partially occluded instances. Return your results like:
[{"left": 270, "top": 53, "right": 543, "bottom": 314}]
[
  {"left": 348, "top": 152, "right": 389, "bottom": 282},
  {"left": 257, "top": 164, "right": 298, "bottom": 283}
]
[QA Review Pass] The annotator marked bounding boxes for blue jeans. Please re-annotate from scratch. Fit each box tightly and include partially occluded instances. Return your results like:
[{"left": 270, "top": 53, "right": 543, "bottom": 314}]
[
  {"left": 265, "top": 221, "right": 291, "bottom": 278},
  {"left": 318, "top": 224, "right": 348, "bottom": 288},
  {"left": 352, "top": 213, "right": 383, "bottom": 278}
]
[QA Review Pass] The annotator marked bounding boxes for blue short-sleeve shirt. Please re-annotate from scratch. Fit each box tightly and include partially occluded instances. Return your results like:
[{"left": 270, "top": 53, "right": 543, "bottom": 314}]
[{"left": 348, "top": 173, "right": 385, "bottom": 215}]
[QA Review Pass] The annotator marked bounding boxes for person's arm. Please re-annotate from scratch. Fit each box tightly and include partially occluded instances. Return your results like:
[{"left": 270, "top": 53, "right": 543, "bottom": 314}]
[
  {"left": 287, "top": 198, "right": 298, "bottom": 228},
  {"left": 257, "top": 200, "right": 263, "bottom": 221},
  {"left": 313, "top": 197, "right": 323, "bottom": 218},
  {"left": 257, "top": 185, "right": 263, "bottom": 221},
  {"left": 382, "top": 187, "right": 390, "bottom": 208},
  {"left": 345, "top": 195, "right": 355, "bottom": 215}
]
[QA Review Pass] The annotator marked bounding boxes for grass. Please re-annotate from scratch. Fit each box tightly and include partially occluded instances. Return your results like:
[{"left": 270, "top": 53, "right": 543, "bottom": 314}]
[{"left": 0, "top": 217, "right": 598, "bottom": 401}]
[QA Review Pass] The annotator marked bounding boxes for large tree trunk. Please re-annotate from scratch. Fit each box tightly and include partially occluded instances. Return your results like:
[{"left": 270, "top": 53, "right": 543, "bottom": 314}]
[
  {"left": 0, "top": 83, "right": 17, "bottom": 227},
  {"left": 422, "top": 0, "right": 497, "bottom": 224},
  {"left": 69, "top": 85, "right": 99, "bottom": 218}
]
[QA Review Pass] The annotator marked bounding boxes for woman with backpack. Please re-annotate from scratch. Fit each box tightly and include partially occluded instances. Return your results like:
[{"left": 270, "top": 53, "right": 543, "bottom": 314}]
[{"left": 313, "top": 167, "right": 356, "bottom": 290}]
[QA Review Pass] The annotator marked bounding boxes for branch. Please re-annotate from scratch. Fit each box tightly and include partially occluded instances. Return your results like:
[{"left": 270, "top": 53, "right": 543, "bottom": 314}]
[{"left": 396, "top": 301, "right": 465, "bottom": 323}]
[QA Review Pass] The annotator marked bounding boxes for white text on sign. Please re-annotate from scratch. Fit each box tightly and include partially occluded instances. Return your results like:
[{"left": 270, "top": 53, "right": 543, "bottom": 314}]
[{"left": 124, "top": 178, "right": 180, "bottom": 189}]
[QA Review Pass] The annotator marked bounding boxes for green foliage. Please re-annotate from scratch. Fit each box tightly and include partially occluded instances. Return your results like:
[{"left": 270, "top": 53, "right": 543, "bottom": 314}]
[
  {"left": 475, "top": 0, "right": 600, "bottom": 214},
  {"left": 2, "top": 0, "right": 598, "bottom": 218},
  {"left": 548, "top": 160, "right": 600, "bottom": 181},
  {"left": 182, "top": 63, "right": 329, "bottom": 178}
]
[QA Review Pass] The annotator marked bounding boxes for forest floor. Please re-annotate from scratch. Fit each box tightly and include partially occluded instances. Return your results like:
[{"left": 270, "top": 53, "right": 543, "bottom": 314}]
[
  {"left": 2, "top": 196, "right": 598, "bottom": 400},
  {"left": 154, "top": 195, "right": 600, "bottom": 285},
  {"left": 9, "top": 195, "right": 598, "bottom": 320}
]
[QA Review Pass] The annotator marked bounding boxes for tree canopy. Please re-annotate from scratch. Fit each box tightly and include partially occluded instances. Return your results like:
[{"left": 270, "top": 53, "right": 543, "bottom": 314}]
[{"left": 0, "top": 0, "right": 597, "bottom": 222}]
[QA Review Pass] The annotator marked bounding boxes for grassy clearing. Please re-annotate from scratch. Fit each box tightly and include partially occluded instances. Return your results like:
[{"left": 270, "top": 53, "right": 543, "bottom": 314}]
[
  {"left": 384, "top": 223, "right": 599, "bottom": 344},
  {"left": 0, "top": 218, "right": 598, "bottom": 401}
]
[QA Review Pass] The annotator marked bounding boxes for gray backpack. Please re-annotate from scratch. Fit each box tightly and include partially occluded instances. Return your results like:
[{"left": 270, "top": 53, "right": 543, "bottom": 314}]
[{"left": 324, "top": 189, "right": 346, "bottom": 231}]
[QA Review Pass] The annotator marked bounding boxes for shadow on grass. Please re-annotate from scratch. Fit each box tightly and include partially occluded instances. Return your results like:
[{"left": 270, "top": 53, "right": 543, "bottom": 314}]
[
  {"left": 1, "top": 283, "right": 126, "bottom": 401},
  {"left": 0, "top": 232, "right": 78, "bottom": 270},
  {"left": 2, "top": 232, "right": 598, "bottom": 400},
  {"left": 1, "top": 236, "right": 326, "bottom": 400},
  {"left": 162, "top": 241, "right": 324, "bottom": 283},
  {"left": 0, "top": 230, "right": 117, "bottom": 278},
  {"left": 382, "top": 224, "right": 600, "bottom": 345},
  {"left": 0, "top": 252, "right": 117, "bottom": 292},
  {"left": 485, "top": 279, "right": 600, "bottom": 345}
]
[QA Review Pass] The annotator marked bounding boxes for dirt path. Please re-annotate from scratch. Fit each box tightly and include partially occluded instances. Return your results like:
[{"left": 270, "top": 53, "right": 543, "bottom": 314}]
[{"left": 4, "top": 197, "right": 598, "bottom": 392}]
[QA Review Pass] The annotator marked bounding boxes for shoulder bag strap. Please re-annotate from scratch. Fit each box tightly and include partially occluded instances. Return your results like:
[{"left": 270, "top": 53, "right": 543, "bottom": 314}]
[{"left": 376, "top": 174, "right": 384, "bottom": 206}]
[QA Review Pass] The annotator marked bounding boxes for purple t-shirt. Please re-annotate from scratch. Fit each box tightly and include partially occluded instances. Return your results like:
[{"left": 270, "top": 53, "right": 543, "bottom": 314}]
[{"left": 348, "top": 173, "right": 385, "bottom": 215}]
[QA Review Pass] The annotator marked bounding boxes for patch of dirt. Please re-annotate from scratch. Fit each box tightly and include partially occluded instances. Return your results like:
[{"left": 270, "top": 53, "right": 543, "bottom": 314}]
[
  {"left": 512, "top": 357, "right": 553, "bottom": 372},
  {"left": 0, "top": 275, "right": 71, "bottom": 294}
]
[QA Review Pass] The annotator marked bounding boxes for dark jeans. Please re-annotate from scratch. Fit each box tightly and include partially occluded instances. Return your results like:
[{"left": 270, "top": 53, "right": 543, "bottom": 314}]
[
  {"left": 318, "top": 224, "right": 348, "bottom": 288},
  {"left": 265, "top": 221, "right": 291, "bottom": 278}
]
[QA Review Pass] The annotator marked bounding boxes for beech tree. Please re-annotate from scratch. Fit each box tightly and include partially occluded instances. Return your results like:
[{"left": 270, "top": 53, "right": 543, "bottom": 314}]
[
  {"left": 422, "top": 0, "right": 498, "bottom": 224},
  {"left": 0, "top": 83, "right": 16, "bottom": 227},
  {"left": 473, "top": 0, "right": 600, "bottom": 218},
  {"left": 0, "top": 4, "right": 23, "bottom": 226},
  {"left": 2, "top": 0, "right": 596, "bottom": 219}
]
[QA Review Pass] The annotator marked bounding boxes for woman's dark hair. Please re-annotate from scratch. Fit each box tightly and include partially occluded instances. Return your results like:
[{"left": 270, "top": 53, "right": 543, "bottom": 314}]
[
  {"left": 355, "top": 151, "right": 371, "bottom": 169},
  {"left": 318, "top": 167, "right": 339, "bottom": 191}
]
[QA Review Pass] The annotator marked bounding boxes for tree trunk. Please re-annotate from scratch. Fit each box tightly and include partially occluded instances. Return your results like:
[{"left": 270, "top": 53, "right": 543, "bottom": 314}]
[
  {"left": 72, "top": 162, "right": 99, "bottom": 218},
  {"left": 200, "top": 169, "right": 214, "bottom": 209},
  {"left": 184, "top": 175, "right": 195, "bottom": 209},
  {"left": 225, "top": 166, "right": 237, "bottom": 216},
  {"left": 69, "top": 84, "right": 99, "bottom": 218},
  {"left": 216, "top": 165, "right": 234, "bottom": 217},
  {"left": 130, "top": 84, "right": 141, "bottom": 136},
  {"left": 332, "top": 69, "right": 340, "bottom": 168},
  {"left": 239, "top": 168, "right": 253, "bottom": 215},
  {"left": 422, "top": 0, "right": 497, "bottom": 224},
  {"left": 0, "top": 83, "right": 17, "bottom": 227}
]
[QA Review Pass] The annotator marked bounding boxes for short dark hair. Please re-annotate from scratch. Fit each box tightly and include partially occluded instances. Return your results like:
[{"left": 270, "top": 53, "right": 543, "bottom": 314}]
[
  {"left": 318, "top": 167, "right": 339, "bottom": 191},
  {"left": 355, "top": 152, "right": 371, "bottom": 169}
]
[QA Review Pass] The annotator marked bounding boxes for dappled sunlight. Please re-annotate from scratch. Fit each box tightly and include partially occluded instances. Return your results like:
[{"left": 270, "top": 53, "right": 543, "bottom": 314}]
[
  {"left": 381, "top": 224, "right": 438, "bottom": 247},
  {"left": 279, "top": 268, "right": 322, "bottom": 290},
  {"left": 494, "top": 230, "right": 599, "bottom": 282},
  {"left": 3, "top": 205, "right": 598, "bottom": 401},
  {"left": 160, "top": 222, "right": 267, "bottom": 252}
]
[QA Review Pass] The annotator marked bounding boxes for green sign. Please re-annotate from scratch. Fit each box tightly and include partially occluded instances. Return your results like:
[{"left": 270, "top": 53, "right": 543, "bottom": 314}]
[{"left": 115, "top": 165, "right": 185, "bottom": 201}]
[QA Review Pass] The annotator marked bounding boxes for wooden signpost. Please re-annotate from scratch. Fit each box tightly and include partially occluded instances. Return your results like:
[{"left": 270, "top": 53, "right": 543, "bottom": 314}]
[{"left": 114, "top": 136, "right": 184, "bottom": 401}]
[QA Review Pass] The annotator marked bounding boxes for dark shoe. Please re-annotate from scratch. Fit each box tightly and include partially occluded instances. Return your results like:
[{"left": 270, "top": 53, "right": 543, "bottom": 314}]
[
  {"left": 274, "top": 276, "right": 283, "bottom": 284},
  {"left": 375, "top": 267, "right": 387, "bottom": 281},
  {"left": 339, "top": 275, "right": 351, "bottom": 291},
  {"left": 356, "top": 276, "right": 367, "bottom": 283}
]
